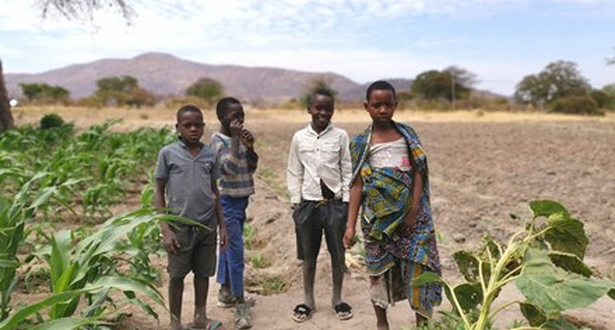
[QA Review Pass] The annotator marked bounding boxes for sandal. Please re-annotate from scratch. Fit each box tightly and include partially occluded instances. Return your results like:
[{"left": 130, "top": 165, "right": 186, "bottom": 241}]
[
  {"left": 184, "top": 319, "right": 222, "bottom": 330},
  {"left": 291, "top": 304, "right": 313, "bottom": 323},
  {"left": 334, "top": 302, "right": 353, "bottom": 321},
  {"left": 234, "top": 303, "right": 252, "bottom": 330}
]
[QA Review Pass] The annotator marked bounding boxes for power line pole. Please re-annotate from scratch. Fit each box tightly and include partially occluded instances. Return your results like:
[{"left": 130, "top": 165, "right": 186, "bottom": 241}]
[{"left": 451, "top": 74, "right": 456, "bottom": 110}]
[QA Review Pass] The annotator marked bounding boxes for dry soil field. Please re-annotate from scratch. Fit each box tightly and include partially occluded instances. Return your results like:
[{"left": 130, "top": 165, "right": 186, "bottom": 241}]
[{"left": 12, "top": 107, "right": 615, "bottom": 330}]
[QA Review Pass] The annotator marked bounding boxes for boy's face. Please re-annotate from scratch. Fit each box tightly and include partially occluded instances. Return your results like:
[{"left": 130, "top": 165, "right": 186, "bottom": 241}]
[
  {"left": 176, "top": 111, "right": 205, "bottom": 145},
  {"left": 364, "top": 89, "right": 397, "bottom": 124},
  {"left": 307, "top": 94, "right": 334, "bottom": 132},
  {"left": 220, "top": 103, "right": 245, "bottom": 130}
]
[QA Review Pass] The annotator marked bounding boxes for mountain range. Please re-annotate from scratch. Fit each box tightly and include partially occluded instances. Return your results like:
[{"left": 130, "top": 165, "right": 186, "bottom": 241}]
[{"left": 4, "top": 52, "right": 413, "bottom": 103}]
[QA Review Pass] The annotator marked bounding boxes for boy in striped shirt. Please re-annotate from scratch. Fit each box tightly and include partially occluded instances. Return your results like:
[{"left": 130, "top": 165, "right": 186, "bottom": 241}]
[{"left": 212, "top": 97, "right": 258, "bottom": 330}]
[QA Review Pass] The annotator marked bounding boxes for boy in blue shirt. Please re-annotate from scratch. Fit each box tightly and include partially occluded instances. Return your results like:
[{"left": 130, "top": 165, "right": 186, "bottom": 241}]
[{"left": 212, "top": 97, "right": 258, "bottom": 330}]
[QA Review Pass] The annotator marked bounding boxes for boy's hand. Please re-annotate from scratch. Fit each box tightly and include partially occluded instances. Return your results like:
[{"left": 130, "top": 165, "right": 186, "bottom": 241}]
[
  {"left": 343, "top": 227, "right": 356, "bottom": 249},
  {"left": 162, "top": 230, "right": 180, "bottom": 255},
  {"left": 241, "top": 129, "right": 255, "bottom": 149},
  {"left": 403, "top": 209, "right": 418, "bottom": 233},
  {"left": 219, "top": 227, "right": 228, "bottom": 251},
  {"left": 229, "top": 119, "right": 243, "bottom": 139}
]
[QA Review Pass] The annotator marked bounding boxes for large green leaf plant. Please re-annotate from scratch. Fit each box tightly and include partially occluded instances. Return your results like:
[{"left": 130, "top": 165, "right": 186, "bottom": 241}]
[{"left": 414, "top": 200, "right": 615, "bottom": 330}]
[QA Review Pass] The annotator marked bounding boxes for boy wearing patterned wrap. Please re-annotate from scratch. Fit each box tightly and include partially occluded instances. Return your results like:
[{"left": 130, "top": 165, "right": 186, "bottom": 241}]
[
  {"left": 343, "top": 81, "right": 442, "bottom": 330},
  {"left": 212, "top": 97, "right": 258, "bottom": 330},
  {"left": 154, "top": 104, "right": 228, "bottom": 330},
  {"left": 287, "top": 89, "right": 354, "bottom": 323}
]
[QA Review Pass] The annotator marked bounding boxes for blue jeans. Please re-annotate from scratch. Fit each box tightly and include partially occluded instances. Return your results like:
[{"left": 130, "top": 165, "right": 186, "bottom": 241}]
[{"left": 216, "top": 195, "right": 249, "bottom": 297}]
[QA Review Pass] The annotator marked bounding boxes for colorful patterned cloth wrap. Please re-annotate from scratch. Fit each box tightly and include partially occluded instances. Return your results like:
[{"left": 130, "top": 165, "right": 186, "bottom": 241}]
[{"left": 350, "top": 121, "right": 442, "bottom": 316}]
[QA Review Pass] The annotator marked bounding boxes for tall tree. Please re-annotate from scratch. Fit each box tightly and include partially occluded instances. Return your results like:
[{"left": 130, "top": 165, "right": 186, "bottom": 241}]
[
  {"left": 412, "top": 68, "right": 471, "bottom": 102},
  {"left": 515, "top": 60, "right": 591, "bottom": 106},
  {"left": 0, "top": 61, "right": 15, "bottom": 134}
]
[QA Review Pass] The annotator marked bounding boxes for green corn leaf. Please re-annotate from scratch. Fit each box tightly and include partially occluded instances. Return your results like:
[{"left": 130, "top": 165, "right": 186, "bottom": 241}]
[
  {"left": 92, "top": 276, "right": 165, "bottom": 308},
  {"left": 0, "top": 288, "right": 95, "bottom": 330},
  {"left": 516, "top": 248, "right": 612, "bottom": 315},
  {"left": 28, "top": 187, "right": 57, "bottom": 210},
  {"left": 30, "top": 316, "right": 104, "bottom": 330},
  {"left": 48, "top": 230, "right": 72, "bottom": 286}
]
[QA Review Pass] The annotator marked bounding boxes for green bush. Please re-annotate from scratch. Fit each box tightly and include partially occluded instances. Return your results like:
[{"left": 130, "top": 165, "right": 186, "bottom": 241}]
[
  {"left": 549, "top": 95, "right": 603, "bottom": 116},
  {"left": 40, "top": 113, "right": 65, "bottom": 129}
]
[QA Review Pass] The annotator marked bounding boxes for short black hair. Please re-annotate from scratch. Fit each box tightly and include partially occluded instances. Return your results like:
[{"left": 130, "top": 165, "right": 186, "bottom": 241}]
[
  {"left": 366, "top": 80, "right": 396, "bottom": 102},
  {"left": 176, "top": 104, "right": 202, "bottom": 122},
  {"left": 308, "top": 88, "right": 335, "bottom": 106},
  {"left": 216, "top": 97, "right": 242, "bottom": 120}
]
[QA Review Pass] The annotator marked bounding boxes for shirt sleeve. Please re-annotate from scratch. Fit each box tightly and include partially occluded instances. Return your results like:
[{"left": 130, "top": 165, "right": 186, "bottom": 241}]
[
  {"left": 154, "top": 148, "right": 169, "bottom": 180},
  {"left": 286, "top": 133, "right": 304, "bottom": 204},
  {"left": 339, "top": 131, "right": 352, "bottom": 202},
  {"left": 211, "top": 150, "right": 221, "bottom": 182},
  {"left": 212, "top": 134, "right": 242, "bottom": 176}
]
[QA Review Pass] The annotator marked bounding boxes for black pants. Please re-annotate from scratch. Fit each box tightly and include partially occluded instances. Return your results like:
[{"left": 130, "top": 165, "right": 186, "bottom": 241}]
[{"left": 293, "top": 200, "right": 348, "bottom": 269}]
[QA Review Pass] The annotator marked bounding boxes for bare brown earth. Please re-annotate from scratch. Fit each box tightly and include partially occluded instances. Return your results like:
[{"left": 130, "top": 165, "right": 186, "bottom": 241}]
[{"left": 12, "top": 107, "right": 615, "bottom": 330}]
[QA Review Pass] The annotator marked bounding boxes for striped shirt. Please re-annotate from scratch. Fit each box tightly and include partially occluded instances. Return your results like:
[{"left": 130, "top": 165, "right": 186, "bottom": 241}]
[{"left": 211, "top": 132, "right": 258, "bottom": 197}]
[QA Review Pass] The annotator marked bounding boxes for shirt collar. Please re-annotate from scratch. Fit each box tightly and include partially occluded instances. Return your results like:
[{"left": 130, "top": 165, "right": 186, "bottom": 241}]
[
  {"left": 307, "top": 122, "right": 333, "bottom": 137},
  {"left": 177, "top": 136, "right": 204, "bottom": 149}
]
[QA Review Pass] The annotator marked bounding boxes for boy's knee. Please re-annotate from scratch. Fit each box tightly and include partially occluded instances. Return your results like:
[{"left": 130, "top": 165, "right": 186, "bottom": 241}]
[
  {"left": 169, "top": 276, "right": 185, "bottom": 284},
  {"left": 303, "top": 259, "right": 317, "bottom": 269}
]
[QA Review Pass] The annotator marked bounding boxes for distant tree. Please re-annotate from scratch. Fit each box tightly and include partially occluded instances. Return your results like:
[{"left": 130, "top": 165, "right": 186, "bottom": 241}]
[
  {"left": 514, "top": 60, "right": 591, "bottom": 106},
  {"left": 19, "top": 83, "right": 70, "bottom": 103},
  {"left": 444, "top": 65, "right": 478, "bottom": 90},
  {"left": 601, "top": 84, "right": 615, "bottom": 108},
  {"left": 301, "top": 78, "right": 338, "bottom": 107},
  {"left": 127, "top": 87, "right": 157, "bottom": 108},
  {"left": 590, "top": 89, "right": 608, "bottom": 108},
  {"left": 0, "top": 61, "right": 14, "bottom": 134},
  {"left": 185, "top": 78, "right": 225, "bottom": 105},
  {"left": 412, "top": 68, "right": 471, "bottom": 103},
  {"left": 94, "top": 75, "right": 153, "bottom": 107}
]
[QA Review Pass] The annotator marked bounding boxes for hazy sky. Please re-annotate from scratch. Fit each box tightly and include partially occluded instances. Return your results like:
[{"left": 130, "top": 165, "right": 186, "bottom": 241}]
[{"left": 1, "top": 0, "right": 614, "bottom": 95}]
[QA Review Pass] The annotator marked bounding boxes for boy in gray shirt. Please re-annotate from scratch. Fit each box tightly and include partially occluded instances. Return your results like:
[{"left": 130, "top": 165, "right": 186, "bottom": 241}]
[{"left": 154, "top": 104, "right": 228, "bottom": 330}]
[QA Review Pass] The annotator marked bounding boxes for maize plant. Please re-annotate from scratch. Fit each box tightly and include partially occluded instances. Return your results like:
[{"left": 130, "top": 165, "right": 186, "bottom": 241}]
[
  {"left": 0, "top": 171, "right": 77, "bottom": 321},
  {"left": 414, "top": 200, "right": 615, "bottom": 330}
]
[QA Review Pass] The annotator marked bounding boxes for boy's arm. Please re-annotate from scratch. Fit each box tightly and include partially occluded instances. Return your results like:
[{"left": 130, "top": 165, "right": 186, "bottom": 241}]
[
  {"left": 154, "top": 178, "right": 180, "bottom": 255},
  {"left": 404, "top": 169, "right": 423, "bottom": 230},
  {"left": 242, "top": 129, "right": 259, "bottom": 173},
  {"left": 343, "top": 176, "right": 363, "bottom": 249},
  {"left": 339, "top": 132, "right": 352, "bottom": 202},
  {"left": 213, "top": 134, "right": 242, "bottom": 176},
  {"left": 212, "top": 179, "right": 228, "bottom": 250},
  {"left": 246, "top": 146, "right": 259, "bottom": 174},
  {"left": 286, "top": 134, "right": 303, "bottom": 205}
]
